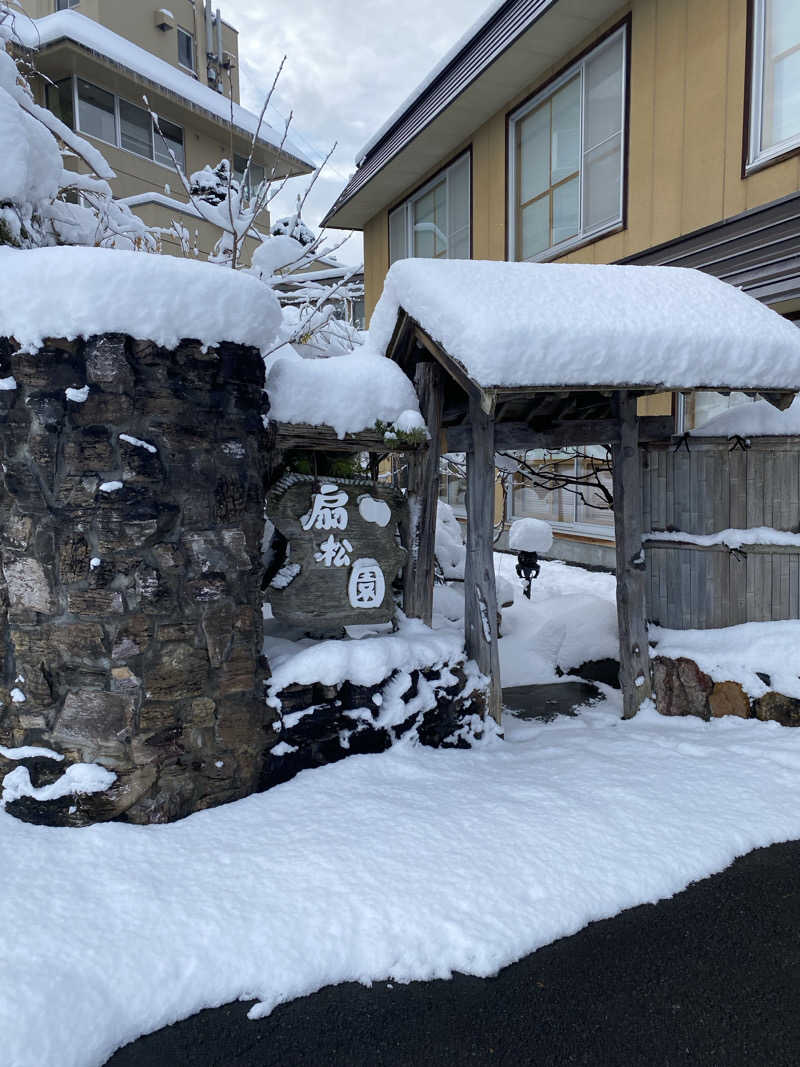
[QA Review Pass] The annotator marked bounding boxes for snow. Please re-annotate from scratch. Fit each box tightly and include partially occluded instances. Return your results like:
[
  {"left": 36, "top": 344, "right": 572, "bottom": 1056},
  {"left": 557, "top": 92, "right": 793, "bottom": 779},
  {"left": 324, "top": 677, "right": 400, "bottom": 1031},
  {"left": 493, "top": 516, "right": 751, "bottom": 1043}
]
[
  {"left": 99, "top": 481, "right": 123, "bottom": 493},
  {"left": 65, "top": 385, "right": 89, "bottom": 402},
  {"left": 691, "top": 395, "right": 800, "bottom": 436},
  {"left": 250, "top": 235, "right": 307, "bottom": 280},
  {"left": 0, "top": 375, "right": 16, "bottom": 389},
  {"left": 490, "top": 555, "right": 618, "bottom": 686},
  {"left": 265, "top": 615, "right": 466, "bottom": 709},
  {"left": 6, "top": 695, "right": 800, "bottom": 1067},
  {"left": 264, "top": 346, "right": 420, "bottom": 437},
  {"left": 392, "top": 409, "right": 428, "bottom": 436},
  {"left": 0, "top": 744, "right": 63, "bottom": 762},
  {"left": 368, "top": 260, "right": 800, "bottom": 391},
  {"left": 650, "top": 621, "right": 800, "bottom": 700},
  {"left": 119, "top": 433, "right": 157, "bottom": 453},
  {"left": 1, "top": 762, "right": 116, "bottom": 805},
  {"left": 0, "top": 246, "right": 282, "bottom": 353},
  {"left": 358, "top": 495, "right": 391, "bottom": 527},
  {"left": 508, "top": 517, "right": 553, "bottom": 554},
  {"left": 10, "top": 9, "right": 314, "bottom": 167},
  {"left": 434, "top": 500, "right": 466, "bottom": 580},
  {"left": 646, "top": 527, "right": 800, "bottom": 549},
  {"left": 10, "top": 687, "right": 25, "bottom": 703}
]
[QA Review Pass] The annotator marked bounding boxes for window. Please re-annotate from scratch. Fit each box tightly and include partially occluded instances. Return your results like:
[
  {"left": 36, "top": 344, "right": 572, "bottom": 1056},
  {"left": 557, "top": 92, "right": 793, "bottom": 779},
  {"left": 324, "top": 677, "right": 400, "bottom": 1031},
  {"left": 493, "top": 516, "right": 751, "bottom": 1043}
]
[
  {"left": 72, "top": 78, "right": 185, "bottom": 169},
  {"left": 77, "top": 79, "right": 116, "bottom": 145},
  {"left": 748, "top": 0, "right": 800, "bottom": 169},
  {"left": 46, "top": 78, "right": 73, "bottom": 130},
  {"left": 509, "top": 449, "right": 614, "bottom": 533},
  {"left": 155, "top": 116, "right": 186, "bottom": 169},
  {"left": 233, "top": 154, "right": 266, "bottom": 203},
  {"left": 56, "top": 0, "right": 79, "bottom": 9},
  {"left": 177, "top": 27, "right": 196, "bottom": 72},
  {"left": 508, "top": 28, "right": 626, "bottom": 261},
  {"left": 388, "top": 152, "right": 470, "bottom": 265}
]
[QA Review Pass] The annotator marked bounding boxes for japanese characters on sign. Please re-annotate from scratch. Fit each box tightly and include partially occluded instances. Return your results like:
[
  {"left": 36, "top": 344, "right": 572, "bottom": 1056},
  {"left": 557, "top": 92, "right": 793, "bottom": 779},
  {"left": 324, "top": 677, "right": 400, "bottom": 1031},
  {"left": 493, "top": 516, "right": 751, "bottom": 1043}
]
[{"left": 266, "top": 475, "right": 408, "bottom": 630}]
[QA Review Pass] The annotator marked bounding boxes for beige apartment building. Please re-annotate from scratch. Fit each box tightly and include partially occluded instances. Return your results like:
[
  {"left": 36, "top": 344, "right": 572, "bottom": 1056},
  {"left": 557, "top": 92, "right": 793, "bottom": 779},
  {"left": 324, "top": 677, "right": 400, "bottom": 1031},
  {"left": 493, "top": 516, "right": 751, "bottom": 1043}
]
[
  {"left": 324, "top": 0, "right": 800, "bottom": 566},
  {"left": 14, "top": 0, "right": 315, "bottom": 259}
]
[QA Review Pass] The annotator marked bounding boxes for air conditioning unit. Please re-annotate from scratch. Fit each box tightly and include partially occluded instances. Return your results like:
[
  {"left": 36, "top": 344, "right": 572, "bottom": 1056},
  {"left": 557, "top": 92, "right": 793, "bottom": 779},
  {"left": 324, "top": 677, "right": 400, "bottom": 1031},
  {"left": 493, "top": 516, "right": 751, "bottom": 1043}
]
[
  {"left": 154, "top": 8, "right": 175, "bottom": 31},
  {"left": 222, "top": 50, "right": 235, "bottom": 69}
]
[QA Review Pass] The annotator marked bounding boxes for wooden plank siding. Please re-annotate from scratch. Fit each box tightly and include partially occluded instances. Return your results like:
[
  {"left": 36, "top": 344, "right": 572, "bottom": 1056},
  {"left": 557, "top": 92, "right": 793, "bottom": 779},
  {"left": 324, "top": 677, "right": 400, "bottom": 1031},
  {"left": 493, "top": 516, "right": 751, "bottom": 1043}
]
[
  {"left": 361, "top": 0, "right": 800, "bottom": 323},
  {"left": 642, "top": 438, "right": 800, "bottom": 628}
]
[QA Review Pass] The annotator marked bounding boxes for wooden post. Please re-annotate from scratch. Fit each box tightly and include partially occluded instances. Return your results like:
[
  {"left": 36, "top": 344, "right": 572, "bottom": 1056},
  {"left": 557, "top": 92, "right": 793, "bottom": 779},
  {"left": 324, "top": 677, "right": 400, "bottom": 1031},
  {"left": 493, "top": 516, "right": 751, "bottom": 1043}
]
[
  {"left": 403, "top": 359, "right": 443, "bottom": 625},
  {"left": 612, "top": 390, "right": 653, "bottom": 718},
  {"left": 464, "top": 391, "right": 502, "bottom": 723}
]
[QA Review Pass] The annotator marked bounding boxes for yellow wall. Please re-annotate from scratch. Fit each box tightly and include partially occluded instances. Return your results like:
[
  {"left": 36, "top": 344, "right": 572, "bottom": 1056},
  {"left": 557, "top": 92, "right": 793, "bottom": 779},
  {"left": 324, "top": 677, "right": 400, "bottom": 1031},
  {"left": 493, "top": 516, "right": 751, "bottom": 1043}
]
[
  {"left": 18, "top": 0, "right": 240, "bottom": 100},
  {"left": 364, "top": 0, "right": 800, "bottom": 319}
]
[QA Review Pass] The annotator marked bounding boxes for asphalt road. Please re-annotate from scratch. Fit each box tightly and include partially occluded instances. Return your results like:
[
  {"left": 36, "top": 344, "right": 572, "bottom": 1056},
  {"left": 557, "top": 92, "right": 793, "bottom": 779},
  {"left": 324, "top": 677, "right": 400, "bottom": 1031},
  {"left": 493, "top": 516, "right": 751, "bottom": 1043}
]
[{"left": 106, "top": 839, "right": 800, "bottom": 1067}]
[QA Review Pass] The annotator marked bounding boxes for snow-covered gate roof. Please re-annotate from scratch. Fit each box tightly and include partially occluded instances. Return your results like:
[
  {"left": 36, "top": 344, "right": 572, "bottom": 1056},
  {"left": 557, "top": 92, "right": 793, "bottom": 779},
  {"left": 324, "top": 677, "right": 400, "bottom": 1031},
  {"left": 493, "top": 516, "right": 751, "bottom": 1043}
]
[{"left": 371, "top": 260, "right": 800, "bottom": 400}]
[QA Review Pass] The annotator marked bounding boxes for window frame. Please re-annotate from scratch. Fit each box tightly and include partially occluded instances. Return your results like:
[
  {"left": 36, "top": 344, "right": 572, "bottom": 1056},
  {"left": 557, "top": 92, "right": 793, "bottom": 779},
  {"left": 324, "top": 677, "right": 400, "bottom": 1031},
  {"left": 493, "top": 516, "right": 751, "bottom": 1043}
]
[
  {"left": 387, "top": 149, "right": 472, "bottom": 266},
  {"left": 746, "top": 0, "right": 800, "bottom": 173},
  {"left": 55, "top": 0, "right": 79, "bottom": 10},
  {"left": 71, "top": 76, "right": 185, "bottom": 171},
  {"left": 507, "top": 24, "right": 628, "bottom": 263},
  {"left": 177, "top": 27, "right": 196, "bottom": 74}
]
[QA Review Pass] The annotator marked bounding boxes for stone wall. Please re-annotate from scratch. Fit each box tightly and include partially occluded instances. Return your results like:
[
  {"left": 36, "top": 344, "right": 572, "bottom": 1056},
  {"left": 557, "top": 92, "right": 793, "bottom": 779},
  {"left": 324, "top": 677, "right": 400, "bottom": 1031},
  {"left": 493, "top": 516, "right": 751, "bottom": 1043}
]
[
  {"left": 652, "top": 656, "right": 800, "bottom": 726},
  {"left": 0, "top": 333, "right": 275, "bottom": 825},
  {"left": 262, "top": 661, "right": 487, "bottom": 790}
]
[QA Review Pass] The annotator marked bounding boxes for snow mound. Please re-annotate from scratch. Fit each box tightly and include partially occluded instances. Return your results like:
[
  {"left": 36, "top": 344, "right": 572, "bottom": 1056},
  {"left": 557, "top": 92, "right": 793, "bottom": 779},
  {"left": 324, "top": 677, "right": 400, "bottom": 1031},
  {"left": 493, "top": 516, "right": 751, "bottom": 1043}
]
[
  {"left": 0, "top": 246, "right": 282, "bottom": 353},
  {"left": 509, "top": 517, "right": 553, "bottom": 554},
  {"left": 368, "top": 260, "right": 800, "bottom": 391},
  {"left": 264, "top": 346, "right": 420, "bottom": 437},
  {"left": 435, "top": 500, "right": 466, "bottom": 580},
  {"left": 691, "top": 395, "right": 800, "bottom": 436},
  {"left": 266, "top": 616, "right": 465, "bottom": 707}
]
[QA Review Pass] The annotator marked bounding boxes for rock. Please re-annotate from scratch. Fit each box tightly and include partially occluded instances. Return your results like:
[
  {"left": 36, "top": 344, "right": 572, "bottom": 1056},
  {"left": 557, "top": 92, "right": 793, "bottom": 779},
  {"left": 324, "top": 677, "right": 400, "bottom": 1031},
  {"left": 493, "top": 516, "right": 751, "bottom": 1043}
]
[
  {"left": 202, "top": 600, "right": 235, "bottom": 668},
  {"left": 52, "top": 689, "right": 136, "bottom": 747},
  {"left": 709, "top": 681, "right": 751, "bottom": 719},
  {"left": 652, "top": 656, "right": 713, "bottom": 719},
  {"left": 754, "top": 691, "right": 800, "bottom": 727},
  {"left": 2, "top": 557, "right": 53, "bottom": 613},
  {"left": 144, "top": 644, "right": 209, "bottom": 701}
]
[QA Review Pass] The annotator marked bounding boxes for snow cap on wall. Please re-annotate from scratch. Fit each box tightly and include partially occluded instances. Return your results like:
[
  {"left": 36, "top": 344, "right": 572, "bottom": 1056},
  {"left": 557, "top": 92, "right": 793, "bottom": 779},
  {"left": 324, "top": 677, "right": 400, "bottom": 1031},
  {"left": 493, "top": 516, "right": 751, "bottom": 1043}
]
[
  {"left": 368, "top": 260, "right": 800, "bottom": 393},
  {"left": 0, "top": 246, "right": 283, "bottom": 352},
  {"left": 265, "top": 345, "right": 421, "bottom": 438}
]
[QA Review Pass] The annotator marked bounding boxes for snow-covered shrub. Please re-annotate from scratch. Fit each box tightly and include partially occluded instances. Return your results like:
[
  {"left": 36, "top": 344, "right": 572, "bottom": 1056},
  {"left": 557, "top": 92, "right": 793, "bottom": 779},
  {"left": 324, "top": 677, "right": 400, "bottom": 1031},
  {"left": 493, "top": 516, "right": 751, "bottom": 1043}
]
[
  {"left": 0, "top": 13, "right": 156, "bottom": 251},
  {"left": 436, "top": 500, "right": 466, "bottom": 580}
]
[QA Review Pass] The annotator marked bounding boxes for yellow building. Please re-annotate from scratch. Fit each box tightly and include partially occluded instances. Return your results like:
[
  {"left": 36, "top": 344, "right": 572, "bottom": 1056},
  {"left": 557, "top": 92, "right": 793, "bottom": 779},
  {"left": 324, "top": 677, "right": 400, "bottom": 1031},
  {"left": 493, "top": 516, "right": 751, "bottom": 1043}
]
[
  {"left": 324, "top": 0, "right": 800, "bottom": 566},
  {"left": 14, "top": 0, "right": 315, "bottom": 259}
]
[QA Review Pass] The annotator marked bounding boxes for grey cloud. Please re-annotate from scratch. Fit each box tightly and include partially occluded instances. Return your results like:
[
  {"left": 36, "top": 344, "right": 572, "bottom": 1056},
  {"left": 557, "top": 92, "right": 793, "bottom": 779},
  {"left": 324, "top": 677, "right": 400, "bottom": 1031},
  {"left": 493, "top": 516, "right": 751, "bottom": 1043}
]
[{"left": 222, "top": 0, "right": 487, "bottom": 263}]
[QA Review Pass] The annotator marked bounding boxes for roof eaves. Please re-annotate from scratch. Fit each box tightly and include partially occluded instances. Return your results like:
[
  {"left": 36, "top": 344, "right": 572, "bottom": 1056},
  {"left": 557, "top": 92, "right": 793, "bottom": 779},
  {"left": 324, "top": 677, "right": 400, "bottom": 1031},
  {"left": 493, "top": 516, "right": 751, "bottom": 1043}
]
[{"left": 322, "top": 0, "right": 558, "bottom": 227}]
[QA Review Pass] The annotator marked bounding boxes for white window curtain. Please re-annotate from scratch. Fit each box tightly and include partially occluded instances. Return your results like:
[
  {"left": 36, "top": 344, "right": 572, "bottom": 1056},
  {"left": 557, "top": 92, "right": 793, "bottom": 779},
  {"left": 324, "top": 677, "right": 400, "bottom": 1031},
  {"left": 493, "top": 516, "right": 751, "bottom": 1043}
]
[
  {"left": 752, "top": 0, "right": 800, "bottom": 163},
  {"left": 388, "top": 152, "right": 470, "bottom": 265}
]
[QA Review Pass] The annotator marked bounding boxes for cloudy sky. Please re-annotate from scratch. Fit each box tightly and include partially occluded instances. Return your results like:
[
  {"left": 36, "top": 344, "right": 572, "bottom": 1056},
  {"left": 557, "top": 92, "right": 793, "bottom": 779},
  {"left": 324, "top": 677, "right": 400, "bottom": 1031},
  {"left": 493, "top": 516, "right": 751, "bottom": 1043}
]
[{"left": 223, "top": 0, "right": 489, "bottom": 264}]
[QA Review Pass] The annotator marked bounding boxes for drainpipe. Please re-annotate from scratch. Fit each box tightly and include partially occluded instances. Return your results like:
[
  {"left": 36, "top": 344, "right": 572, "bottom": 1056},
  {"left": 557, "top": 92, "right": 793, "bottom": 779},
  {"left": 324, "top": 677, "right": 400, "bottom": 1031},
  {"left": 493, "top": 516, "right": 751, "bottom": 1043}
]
[{"left": 216, "top": 9, "right": 223, "bottom": 66}]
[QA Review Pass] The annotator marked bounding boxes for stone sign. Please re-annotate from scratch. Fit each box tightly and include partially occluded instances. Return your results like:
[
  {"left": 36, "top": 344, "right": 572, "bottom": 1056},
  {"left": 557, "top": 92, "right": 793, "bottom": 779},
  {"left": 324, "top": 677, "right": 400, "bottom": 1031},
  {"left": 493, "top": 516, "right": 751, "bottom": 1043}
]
[{"left": 266, "top": 474, "right": 407, "bottom": 629}]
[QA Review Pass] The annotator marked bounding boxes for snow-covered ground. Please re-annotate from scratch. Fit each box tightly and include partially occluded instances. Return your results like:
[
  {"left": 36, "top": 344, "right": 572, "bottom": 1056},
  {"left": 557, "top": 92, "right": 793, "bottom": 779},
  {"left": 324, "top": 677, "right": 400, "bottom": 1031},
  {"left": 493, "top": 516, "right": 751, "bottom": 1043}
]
[
  {"left": 5, "top": 695, "right": 800, "bottom": 1067},
  {"left": 433, "top": 555, "right": 618, "bottom": 687}
]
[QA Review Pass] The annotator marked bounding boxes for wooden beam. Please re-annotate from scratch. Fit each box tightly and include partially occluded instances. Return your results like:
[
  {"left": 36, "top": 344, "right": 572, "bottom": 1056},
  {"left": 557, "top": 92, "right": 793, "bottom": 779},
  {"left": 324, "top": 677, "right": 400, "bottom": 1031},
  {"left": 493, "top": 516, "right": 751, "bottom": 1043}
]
[
  {"left": 271, "top": 422, "right": 428, "bottom": 454},
  {"left": 446, "top": 416, "right": 674, "bottom": 452},
  {"left": 464, "top": 392, "right": 502, "bottom": 723},
  {"left": 403, "top": 361, "right": 444, "bottom": 624},
  {"left": 612, "top": 391, "right": 653, "bottom": 719}
]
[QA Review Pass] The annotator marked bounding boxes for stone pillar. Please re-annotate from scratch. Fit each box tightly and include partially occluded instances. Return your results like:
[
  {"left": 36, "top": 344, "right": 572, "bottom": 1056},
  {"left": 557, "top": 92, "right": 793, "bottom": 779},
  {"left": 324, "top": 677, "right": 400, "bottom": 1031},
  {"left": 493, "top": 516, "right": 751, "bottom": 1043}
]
[{"left": 0, "top": 333, "right": 275, "bottom": 824}]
